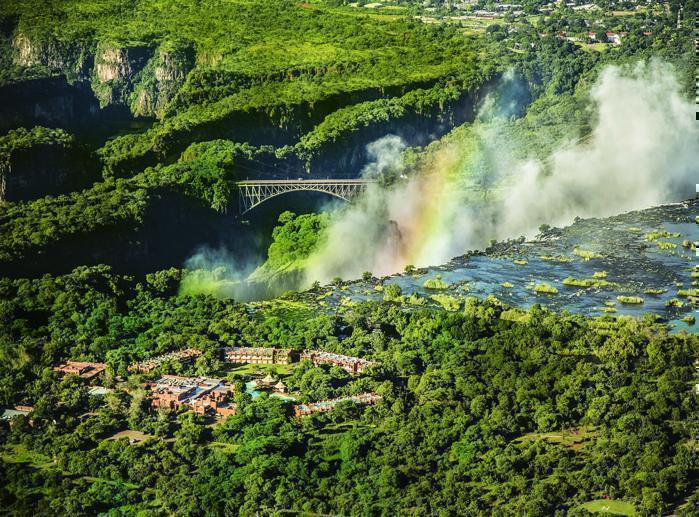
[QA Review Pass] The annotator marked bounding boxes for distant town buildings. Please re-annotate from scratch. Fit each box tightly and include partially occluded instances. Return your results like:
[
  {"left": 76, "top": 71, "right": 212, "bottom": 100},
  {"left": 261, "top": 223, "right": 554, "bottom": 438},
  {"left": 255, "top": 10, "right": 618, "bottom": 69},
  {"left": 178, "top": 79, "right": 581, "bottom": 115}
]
[
  {"left": 129, "top": 348, "right": 202, "bottom": 373},
  {"left": 300, "top": 350, "right": 376, "bottom": 375},
  {"left": 222, "top": 347, "right": 295, "bottom": 365},
  {"left": 54, "top": 361, "right": 106, "bottom": 379},
  {"left": 147, "top": 375, "right": 236, "bottom": 417},
  {"left": 294, "top": 393, "right": 382, "bottom": 417},
  {"left": 572, "top": 3, "right": 600, "bottom": 11},
  {"left": 606, "top": 32, "right": 622, "bottom": 45}
]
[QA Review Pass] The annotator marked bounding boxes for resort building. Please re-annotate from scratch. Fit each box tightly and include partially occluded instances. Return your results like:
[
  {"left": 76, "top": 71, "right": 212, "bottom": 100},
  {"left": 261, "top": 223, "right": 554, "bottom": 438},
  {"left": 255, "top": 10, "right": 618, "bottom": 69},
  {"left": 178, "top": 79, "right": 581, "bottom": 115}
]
[
  {"left": 300, "top": 350, "right": 376, "bottom": 375},
  {"left": 147, "top": 375, "right": 236, "bottom": 417},
  {"left": 222, "top": 347, "right": 294, "bottom": 365},
  {"left": 274, "top": 381, "right": 287, "bottom": 394},
  {"left": 0, "top": 406, "right": 33, "bottom": 426},
  {"left": 294, "top": 393, "right": 381, "bottom": 417},
  {"left": 251, "top": 373, "right": 279, "bottom": 388},
  {"left": 129, "top": 348, "right": 202, "bottom": 373},
  {"left": 54, "top": 361, "right": 106, "bottom": 379},
  {"left": 1, "top": 406, "right": 32, "bottom": 420},
  {"left": 88, "top": 386, "right": 111, "bottom": 397}
]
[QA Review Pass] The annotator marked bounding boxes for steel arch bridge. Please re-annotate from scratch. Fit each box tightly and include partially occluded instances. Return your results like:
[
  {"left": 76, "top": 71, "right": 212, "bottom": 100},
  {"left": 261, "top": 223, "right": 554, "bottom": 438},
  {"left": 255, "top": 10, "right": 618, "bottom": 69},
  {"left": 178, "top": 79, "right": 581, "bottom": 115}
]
[{"left": 236, "top": 179, "right": 375, "bottom": 215}]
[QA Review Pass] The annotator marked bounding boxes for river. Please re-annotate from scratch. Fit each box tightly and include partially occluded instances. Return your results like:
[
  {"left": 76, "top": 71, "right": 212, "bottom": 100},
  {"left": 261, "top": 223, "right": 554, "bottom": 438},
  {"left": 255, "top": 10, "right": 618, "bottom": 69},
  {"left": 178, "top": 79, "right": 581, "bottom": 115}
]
[{"left": 294, "top": 199, "right": 698, "bottom": 332}]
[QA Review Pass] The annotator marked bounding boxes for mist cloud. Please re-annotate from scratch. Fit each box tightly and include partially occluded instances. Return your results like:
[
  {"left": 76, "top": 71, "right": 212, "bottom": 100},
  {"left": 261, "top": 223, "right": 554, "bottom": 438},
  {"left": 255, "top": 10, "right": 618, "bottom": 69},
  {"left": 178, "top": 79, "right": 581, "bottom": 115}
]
[
  {"left": 361, "top": 135, "right": 406, "bottom": 179},
  {"left": 303, "top": 60, "right": 698, "bottom": 285},
  {"left": 499, "top": 60, "right": 696, "bottom": 236}
]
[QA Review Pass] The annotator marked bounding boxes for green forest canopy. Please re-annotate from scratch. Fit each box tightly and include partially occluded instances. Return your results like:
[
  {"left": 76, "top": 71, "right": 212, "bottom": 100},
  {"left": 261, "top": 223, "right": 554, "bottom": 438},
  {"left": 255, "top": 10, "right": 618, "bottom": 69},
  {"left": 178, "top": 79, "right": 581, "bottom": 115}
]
[{"left": 0, "top": 266, "right": 697, "bottom": 514}]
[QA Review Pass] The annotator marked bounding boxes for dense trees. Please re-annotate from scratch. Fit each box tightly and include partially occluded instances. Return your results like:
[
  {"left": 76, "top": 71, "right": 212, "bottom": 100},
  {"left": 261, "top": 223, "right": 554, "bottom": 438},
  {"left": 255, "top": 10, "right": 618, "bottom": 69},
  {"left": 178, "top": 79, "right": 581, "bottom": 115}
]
[
  {"left": 0, "top": 181, "right": 147, "bottom": 263},
  {"left": 0, "top": 266, "right": 697, "bottom": 514},
  {"left": 255, "top": 211, "right": 330, "bottom": 276}
]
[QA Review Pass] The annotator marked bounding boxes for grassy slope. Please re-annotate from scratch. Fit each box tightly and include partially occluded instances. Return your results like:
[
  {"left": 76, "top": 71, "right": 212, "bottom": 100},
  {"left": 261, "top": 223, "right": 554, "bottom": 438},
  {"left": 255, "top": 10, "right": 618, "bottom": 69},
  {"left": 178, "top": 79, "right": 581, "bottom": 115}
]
[
  {"left": 1, "top": 0, "right": 488, "bottom": 178},
  {"left": 579, "top": 499, "right": 638, "bottom": 515},
  {"left": 1, "top": 0, "right": 473, "bottom": 90}
]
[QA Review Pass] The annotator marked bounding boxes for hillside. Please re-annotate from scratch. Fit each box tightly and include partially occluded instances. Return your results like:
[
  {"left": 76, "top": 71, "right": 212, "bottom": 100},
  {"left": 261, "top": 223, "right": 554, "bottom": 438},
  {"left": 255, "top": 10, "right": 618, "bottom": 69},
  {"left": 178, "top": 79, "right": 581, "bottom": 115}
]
[{"left": 0, "top": 0, "right": 693, "bottom": 281}]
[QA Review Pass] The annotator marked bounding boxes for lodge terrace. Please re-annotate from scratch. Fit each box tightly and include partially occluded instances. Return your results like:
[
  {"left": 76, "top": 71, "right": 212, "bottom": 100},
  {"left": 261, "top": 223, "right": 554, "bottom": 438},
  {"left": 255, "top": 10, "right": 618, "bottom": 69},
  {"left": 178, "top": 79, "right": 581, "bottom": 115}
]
[
  {"left": 125, "top": 346, "right": 376, "bottom": 374},
  {"left": 146, "top": 375, "right": 236, "bottom": 418},
  {"left": 129, "top": 348, "right": 202, "bottom": 373},
  {"left": 300, "top": 350, "right": 377, "bottom": 375},
  {"left": 53, "top": 361, "right": 106, "bottom": 379},
  {"left": 222, "top": 346, "right": 295, "bottom": 365}
]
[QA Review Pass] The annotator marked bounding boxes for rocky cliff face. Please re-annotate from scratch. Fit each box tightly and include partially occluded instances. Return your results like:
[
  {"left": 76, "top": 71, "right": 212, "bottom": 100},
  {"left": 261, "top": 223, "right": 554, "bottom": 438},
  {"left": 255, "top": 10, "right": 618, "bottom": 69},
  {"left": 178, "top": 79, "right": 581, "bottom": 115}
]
[
  {"left": 12, "top": 32, "right": 91, "bottom": 80},
  {"left": 94, "top": 46, "right": 141, "bottom": 82},
  {"left": 8, "top": 33, "right": 194, "bottom": 124},
  {"left": 91, "top": 43, "right": 150, "bottom": 109},
  {"left": 132, "top": 45, "right": 195, "bottom": 117}
]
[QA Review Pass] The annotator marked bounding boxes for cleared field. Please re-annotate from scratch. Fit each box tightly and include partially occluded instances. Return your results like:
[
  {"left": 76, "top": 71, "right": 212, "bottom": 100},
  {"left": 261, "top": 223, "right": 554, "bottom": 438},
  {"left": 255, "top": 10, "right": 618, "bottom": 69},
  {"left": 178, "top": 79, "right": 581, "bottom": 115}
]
[
  {"left": 578, "top": 42, "right": 609, "bottom": 52},
  {"left": 579, "top": 499, "right": 637, "bottom": 515},
  {"left": 208, "top": 441, "right": 241, "bottom": 452},
  {"left": 516, "top": 426, "right": 597, "bottom": 451},
  {"left": 1, "top": 444, "right": 54, "bottom": 468},
  {"left": 106, "top": 430, "right": 154, "bottom": 443}
]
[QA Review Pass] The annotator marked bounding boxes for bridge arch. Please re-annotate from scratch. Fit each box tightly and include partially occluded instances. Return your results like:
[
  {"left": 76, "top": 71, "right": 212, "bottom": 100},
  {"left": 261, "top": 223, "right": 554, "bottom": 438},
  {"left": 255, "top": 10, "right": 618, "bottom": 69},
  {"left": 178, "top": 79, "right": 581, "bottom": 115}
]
[{"left": 236, "top": 179, "right": 375, "bottom": 215}]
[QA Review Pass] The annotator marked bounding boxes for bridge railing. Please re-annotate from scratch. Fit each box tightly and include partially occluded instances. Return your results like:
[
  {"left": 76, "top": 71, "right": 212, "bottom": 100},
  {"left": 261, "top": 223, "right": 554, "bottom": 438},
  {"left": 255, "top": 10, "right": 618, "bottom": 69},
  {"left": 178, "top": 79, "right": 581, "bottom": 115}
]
[
  {"left": 236, "top": 178, "right": 377, "bottom": 215},
  {"left": 236, "top": 179, "right": 375, "bottom": 185}
]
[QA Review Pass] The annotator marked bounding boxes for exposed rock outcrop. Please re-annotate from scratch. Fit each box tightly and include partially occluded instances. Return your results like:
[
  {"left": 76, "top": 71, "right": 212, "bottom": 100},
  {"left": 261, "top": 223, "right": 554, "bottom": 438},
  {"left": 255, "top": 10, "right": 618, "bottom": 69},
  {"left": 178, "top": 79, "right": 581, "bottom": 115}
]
[
  {"left": 132, "top": 43, "right": 195, "bottom": 117},
  {"left": 12, "top": 32, "right": 92, "bottom": 80},
  {"left": 92, "top": 43, "right": 151, "bottom": 107},
  {"left": 10, "top": 33, "right": 195, "bottom": 119}
]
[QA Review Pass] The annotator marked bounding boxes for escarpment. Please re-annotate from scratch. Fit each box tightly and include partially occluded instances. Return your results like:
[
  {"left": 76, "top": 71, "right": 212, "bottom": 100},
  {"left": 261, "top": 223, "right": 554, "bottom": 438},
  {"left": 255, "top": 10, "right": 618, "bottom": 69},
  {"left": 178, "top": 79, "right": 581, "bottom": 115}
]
[
  {"left": 0, "top": 187, "right": 255, "bottom": 278},
  {"left": 4, "top": 32, "right": 498, "bottom": 182},
  {"left": 294, "top": 76, "right": 508, "bottom": 177},
  {"left": 12, "top": 32, "right": 92, "bottom": 79},
  {"left": 5, "top": 33, "right": 195, "bottom": 129},
  {"left": 96, "top": 75, "right": 496, "bottom": 179},
  {"left": 132, "top": 44, "right": 195, "bottom": 117},
  {"left": 91, "top": 43, "right": 151, "bottom": 109},
  {"left": 0, "top": 76, "right": 100, "bottom": 133}
]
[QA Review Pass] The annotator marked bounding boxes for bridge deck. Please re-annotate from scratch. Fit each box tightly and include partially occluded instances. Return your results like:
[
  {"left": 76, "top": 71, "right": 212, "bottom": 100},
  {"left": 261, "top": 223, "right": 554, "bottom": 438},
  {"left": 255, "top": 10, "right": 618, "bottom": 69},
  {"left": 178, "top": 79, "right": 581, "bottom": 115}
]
[
  {"left": 237, "top": 179, "right": 375, "bottom": 185},
  {"left": 236, "top": 178, "right": 375, "bottom": 215}
]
